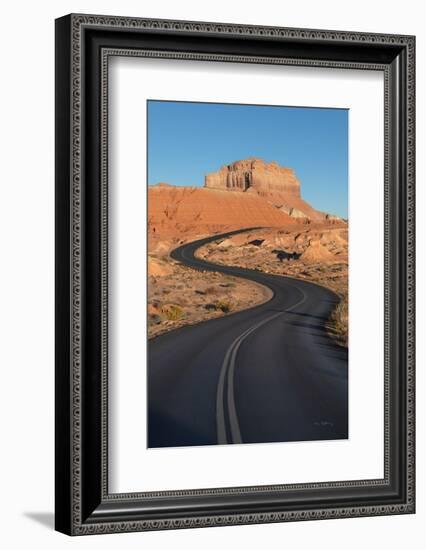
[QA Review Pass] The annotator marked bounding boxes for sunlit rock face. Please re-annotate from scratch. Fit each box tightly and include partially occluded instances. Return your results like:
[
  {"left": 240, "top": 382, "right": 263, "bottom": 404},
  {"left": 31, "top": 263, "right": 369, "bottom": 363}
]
[
  {"left": 205, "top": 158, "right": 301, "bottom": 196},
  {"left": 204, "top": 158, "right": 326, "bottom": 219}
]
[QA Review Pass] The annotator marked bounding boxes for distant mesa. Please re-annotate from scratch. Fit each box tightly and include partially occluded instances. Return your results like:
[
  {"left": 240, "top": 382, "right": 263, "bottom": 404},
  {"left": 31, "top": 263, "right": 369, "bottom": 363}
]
[
  {"left": 152, "top": 181, "right": 173, "bottom": 187},
  {"left": 205, "top": 158, "right": 300, "bottom": 197},
  {"left": 205, "top": 158, "right": 325, "bottom": 220},
  {"left": 148, "top": 157, "right": 344, "bottom": 248}
]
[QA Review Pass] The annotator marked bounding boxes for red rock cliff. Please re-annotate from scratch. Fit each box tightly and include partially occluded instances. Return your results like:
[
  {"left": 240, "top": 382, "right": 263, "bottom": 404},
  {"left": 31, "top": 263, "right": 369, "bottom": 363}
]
[
  {"left": 205, "top": 158, "right": 325, "bottom": 219},
  {"left": 205, "top": 158, "right": 300, "bottom": 197}
]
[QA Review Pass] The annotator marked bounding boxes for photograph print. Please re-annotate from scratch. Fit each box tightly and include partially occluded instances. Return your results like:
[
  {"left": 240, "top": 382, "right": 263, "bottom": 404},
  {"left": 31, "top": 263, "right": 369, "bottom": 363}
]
[{"left": 147, "top": 100, "right": 349, "bottom": 448}]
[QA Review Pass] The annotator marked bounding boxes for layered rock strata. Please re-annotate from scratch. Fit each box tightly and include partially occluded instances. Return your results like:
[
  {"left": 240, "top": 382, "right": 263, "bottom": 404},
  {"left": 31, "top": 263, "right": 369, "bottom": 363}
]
[
  {"left": 205, "top": 158, "right": 300, "bottom": 196},
  {"left": 205, "top": 158, "right": 325, "bottom": 220}
]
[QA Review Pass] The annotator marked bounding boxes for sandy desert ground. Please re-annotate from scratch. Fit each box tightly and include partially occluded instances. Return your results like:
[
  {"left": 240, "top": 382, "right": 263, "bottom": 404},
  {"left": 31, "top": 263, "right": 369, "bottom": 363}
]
[
  {"left": 196, "top": 224, "right": 348, "bottom": 345},
  {"left": 148, "top": 254, "right": 271, "bottom": 338},
  {"left": 147, "top": 159, "right": 348, "bottom": 344}
]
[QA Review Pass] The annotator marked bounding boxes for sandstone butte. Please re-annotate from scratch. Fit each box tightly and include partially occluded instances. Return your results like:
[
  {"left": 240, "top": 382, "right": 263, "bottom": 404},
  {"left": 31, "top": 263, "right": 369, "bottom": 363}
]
[
  {"left": 205, "top": 158, "right": 326, "bottom": 220},
  {"left": 148, "top": 158, "right": 338, "bottom": 247}
]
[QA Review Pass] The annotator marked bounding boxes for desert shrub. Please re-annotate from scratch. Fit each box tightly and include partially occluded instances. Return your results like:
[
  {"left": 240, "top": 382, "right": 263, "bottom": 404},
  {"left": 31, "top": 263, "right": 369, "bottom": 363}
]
[
  {"left": 204, "top": 300, "right": 232, "bottom": 313},
  {"left": 148, "top": 314, "right": 162, "bottom": 326},
  {"left": 160, "top": 304, "right": 184, "bottom": 321},
  {"left": 214, "top": 299, "right": 232, "bottom": 313},
  {"left": 329, "top": 295, "right": 348, "bottom": 346}
]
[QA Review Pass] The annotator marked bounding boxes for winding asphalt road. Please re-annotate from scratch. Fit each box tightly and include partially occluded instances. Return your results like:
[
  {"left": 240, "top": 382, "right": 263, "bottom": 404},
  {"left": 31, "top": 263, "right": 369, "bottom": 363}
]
[{"left": 148, "top": 228, "right": 348, "bottom": 448}]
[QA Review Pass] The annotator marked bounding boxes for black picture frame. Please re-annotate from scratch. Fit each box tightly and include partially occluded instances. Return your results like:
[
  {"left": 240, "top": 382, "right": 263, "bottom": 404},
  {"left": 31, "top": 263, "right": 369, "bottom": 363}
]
[{"left": 55, "top": 13, "right": 415, "bottom": 535}]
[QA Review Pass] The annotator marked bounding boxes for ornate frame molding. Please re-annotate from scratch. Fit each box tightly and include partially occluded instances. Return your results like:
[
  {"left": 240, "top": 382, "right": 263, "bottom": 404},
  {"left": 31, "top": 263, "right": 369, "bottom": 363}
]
[{"left": 55, "top": 14, "right": 415, "bottom": 535}]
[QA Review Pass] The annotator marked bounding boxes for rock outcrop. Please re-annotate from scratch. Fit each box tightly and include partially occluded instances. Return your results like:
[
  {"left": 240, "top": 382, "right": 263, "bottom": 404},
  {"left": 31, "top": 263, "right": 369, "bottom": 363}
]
[
  {"left": 148, "top": 185, "right": 298, "bottom": 249},
  {"left": 280, "top": 205, "right": 308, "bottom": 218},
  {"left": 205, "top": 158, "right": 325, "bottom": 220},
  {"left": 300, "top": 239, "right": 336, "bottom": 262},
  {"left": 152, "top": 181, "right": 173, "bottom": 188},
  {"left": 205, "top": 158, "right": 300, "bottom": 196}
]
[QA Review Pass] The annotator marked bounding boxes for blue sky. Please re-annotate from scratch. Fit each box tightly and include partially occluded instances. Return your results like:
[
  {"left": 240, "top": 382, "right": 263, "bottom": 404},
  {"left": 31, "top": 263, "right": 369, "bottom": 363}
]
[{"left": 147, "top": 100, "right": 348, "bottom": 218}]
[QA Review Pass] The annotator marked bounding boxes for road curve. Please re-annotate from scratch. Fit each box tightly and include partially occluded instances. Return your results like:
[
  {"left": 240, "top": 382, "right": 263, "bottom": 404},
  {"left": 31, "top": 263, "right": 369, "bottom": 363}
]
[{"left": 148, "top": 228, "right": 348, "bottom": 448}]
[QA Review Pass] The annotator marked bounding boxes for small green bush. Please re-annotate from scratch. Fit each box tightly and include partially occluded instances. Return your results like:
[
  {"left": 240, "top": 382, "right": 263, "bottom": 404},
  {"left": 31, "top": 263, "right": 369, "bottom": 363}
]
[
  {"left": 215, "top": 300, "right": 232, "bottom": 313},
  {"left": 329, "top": 296, "right": 348, "bottom": 345},
  {"left": 160, "top": 304, "right": 184, "bottom": 321}
]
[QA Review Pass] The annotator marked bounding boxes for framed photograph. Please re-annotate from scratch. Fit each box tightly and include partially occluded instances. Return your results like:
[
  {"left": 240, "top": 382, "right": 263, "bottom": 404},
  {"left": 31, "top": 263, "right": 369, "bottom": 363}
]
[{"left": 55, "top": 14, "right": 415, "bottom": 535}]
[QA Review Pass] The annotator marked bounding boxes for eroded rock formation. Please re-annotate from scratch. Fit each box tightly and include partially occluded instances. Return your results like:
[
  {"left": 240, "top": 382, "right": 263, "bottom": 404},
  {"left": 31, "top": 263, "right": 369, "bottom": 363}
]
[
  {"left": 148, "top": 185, "right": 297, "bottom": 250},
  {"left": 205, "top": 158, "right": 325, "bottom": 220},
  {"left": 205, "top": 158, "right": 300, "bottom": 196}
]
